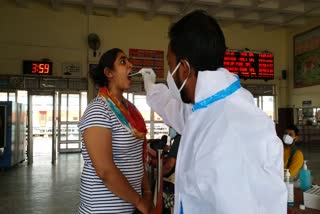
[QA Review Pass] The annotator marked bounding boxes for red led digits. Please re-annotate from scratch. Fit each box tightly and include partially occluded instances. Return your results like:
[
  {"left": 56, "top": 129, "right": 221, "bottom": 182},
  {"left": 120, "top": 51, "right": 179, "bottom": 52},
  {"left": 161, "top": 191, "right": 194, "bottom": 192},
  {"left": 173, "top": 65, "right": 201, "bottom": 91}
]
[
  {"left": 32, "top": 63, "right": 37, "bottom": 73},
  {"left": 224, "top": 50, "right": 273, "bottom": 79},
  {"left": 44, "top": 64, "right": 50, "bottom": 73},
  {"left": 23, "top": 61, "right": 53, "bottom": 75},
  {"left": 38, "top": 63, "right": 44, "bottom": 73}
]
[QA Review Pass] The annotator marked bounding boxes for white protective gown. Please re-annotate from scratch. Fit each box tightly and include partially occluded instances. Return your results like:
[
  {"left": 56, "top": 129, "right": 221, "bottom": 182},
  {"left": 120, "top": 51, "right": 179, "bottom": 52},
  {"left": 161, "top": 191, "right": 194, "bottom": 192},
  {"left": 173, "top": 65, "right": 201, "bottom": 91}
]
[{"left": 146, "top": 68, "right": 287, "bottom": 214}]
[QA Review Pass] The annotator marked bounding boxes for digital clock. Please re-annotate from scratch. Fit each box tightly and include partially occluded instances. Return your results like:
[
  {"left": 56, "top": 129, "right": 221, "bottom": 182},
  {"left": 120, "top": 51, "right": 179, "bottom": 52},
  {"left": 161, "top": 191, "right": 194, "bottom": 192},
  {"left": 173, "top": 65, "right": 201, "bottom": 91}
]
[{"left": 23, "top": 60, "right": 53, "bottom": 75}]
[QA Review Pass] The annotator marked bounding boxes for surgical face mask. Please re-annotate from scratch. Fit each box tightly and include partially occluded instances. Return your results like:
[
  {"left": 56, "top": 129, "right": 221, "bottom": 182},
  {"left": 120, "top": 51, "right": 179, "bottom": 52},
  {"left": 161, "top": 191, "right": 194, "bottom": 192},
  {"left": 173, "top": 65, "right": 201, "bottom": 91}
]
[
  {"left": 166, "top": 61, "right": 190, "bottom": 101},
  {"left": 283, "top": 134, "right": 294, "bottom": 145},
  {"left": 169, "top": 128, "right": 177, "bottom": 139}
]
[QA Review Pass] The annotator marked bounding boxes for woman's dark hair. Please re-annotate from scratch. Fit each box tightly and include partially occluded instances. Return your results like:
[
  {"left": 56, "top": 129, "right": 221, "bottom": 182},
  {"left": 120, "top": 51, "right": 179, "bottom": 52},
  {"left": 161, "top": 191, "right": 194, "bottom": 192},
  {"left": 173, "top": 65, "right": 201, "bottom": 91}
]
[
  {"left": 169, "top": 10, "right": 226, "bottom": 75},
  {"left": 89, "top": 48, "right": 123, "bottom": 87}
]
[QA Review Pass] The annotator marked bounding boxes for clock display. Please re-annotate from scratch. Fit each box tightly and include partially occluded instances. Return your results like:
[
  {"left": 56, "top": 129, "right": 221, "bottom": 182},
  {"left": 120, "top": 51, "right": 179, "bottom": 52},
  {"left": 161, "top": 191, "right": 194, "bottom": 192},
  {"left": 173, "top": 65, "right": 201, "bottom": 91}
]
[{"left": 23, "top": 60, "right": 53, "bottom": 75}]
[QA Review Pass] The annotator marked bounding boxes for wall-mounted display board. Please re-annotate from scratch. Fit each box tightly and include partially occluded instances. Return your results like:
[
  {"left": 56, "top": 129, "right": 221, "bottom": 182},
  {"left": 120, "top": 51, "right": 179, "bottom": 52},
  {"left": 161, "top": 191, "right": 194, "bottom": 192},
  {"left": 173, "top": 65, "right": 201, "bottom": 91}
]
[{"left": 224, "top": 50, "right": 274, "bottom": 80}]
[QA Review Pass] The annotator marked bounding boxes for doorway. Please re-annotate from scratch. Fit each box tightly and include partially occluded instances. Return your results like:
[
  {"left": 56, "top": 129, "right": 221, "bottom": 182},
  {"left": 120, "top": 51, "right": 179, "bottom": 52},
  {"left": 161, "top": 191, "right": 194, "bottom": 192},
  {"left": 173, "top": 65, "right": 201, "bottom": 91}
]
[
  {"left": 58, "top": 92, "right": 87, "bottom": 153},
  {"left": 28, "top": 93, "right": 57, "bottom": 164}
]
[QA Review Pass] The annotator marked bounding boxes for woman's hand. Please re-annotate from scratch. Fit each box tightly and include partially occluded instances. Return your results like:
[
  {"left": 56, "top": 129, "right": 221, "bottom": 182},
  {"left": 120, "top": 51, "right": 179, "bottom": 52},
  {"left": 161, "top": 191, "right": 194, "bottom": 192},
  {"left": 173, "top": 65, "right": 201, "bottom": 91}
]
[
  {"left": 143, "top": 191, "right": 153, "bottom": 203},
  {"left": 136, "top": 197, "right": 155, "bottom": 214}
]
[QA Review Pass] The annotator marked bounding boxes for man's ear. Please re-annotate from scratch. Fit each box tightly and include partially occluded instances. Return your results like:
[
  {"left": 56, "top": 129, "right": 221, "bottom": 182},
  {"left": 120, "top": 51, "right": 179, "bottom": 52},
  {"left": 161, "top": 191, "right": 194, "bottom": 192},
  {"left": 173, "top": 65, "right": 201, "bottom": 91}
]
[
  {"left": 180, "top": 60, "right": 191, "bottom": 76},
  {"left": 104, "top": 67, "right": 113, "bottom": 78}
]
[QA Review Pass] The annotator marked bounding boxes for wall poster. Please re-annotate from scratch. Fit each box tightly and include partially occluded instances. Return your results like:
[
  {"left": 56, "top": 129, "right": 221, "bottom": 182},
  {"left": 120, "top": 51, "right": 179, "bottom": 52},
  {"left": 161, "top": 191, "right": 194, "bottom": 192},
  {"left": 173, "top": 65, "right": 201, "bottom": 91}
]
[{"left": 294, "top": 26, "right": 320, "bottom": 88}]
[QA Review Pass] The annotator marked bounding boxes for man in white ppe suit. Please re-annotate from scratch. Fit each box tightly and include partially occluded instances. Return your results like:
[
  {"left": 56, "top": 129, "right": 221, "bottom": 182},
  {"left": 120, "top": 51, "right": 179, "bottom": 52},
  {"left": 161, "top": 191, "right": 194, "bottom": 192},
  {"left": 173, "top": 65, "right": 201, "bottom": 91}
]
[{"left": 140, "top": 10, "right": 287, "bottom": 214}]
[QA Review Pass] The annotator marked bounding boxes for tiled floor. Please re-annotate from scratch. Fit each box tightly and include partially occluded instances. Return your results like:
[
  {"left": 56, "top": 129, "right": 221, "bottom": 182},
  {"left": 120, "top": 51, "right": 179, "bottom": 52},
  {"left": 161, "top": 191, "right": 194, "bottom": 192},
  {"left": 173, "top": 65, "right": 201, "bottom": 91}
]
[
  {"left": 0, "top": 153, "right": 83, "bottom": 214},
  {"left": 0, "top": 143, "right": 319, "bottom": 214}
]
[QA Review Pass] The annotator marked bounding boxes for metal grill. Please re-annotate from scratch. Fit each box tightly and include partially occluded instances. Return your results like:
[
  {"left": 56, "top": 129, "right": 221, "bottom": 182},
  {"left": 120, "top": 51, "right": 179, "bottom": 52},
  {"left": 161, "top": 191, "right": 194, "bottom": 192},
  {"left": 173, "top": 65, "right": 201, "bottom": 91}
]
[
  {"left": 24, "top": 77, "right": 39, "bottom": 89},
  {"left": 243, "top": 84, "right": 275, "bottom": 96},
  {"left": 0, "top": 75, "right": 88, "bottom": 91},
  {"left": 68, "top": 78, "right": 87, "bottom": 90}
]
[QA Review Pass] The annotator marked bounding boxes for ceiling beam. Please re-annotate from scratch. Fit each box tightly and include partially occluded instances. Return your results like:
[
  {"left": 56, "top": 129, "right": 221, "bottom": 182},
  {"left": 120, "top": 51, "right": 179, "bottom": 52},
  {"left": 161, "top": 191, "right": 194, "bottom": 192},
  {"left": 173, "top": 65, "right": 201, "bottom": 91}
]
[
  {"left": 84, "top": 0, "right": 93, "bottom": 15},
  {"left": 117, "top": 0, "right": 126, "bottom": 17},
  {"left": 145, "top": 0, "right": 162, "bottom": 20},
  {"left": 281, "top": 1, "right": 320, "bottom": 25},
  {"left": 50, "top": 0, "right": 62, "bottom": 11},
  {"left": 15, "top": 0, "right": 28, "bottom": 8},
  {"left": 234, "top": 0, "right": 266, "bottom": 18},
  {"left": 242, "top": 11, "right": 276, "bottom": 29},
  {"left": 278, "top": 0, "right": 301, "bottom": 9},
  {"left": 172, "top": 0, "right": 197, "bottom": 21},
  {"left": 209, "top": 0, "right": 232, "bottom": 15}
]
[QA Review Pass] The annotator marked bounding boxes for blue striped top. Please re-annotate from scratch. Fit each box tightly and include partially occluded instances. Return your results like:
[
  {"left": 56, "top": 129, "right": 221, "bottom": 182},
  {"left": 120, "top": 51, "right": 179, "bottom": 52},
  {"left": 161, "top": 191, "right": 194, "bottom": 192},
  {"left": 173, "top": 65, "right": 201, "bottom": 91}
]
[{"left": 78, "top": 97, "right": 144, "bottom": 213}]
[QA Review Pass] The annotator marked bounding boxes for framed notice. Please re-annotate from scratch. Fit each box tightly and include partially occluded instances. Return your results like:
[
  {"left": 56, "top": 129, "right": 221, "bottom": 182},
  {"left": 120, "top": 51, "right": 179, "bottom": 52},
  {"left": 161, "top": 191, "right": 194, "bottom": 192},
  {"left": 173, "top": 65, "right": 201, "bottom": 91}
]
[
  {"left": 294, "top": 26, "right": 320, "bottom": 88},
  {"left": 129, "top": 49, "right": 164, "bottom": 78},
  {"left": 62, "top": 63, "right": 81, "bottom": 78}
]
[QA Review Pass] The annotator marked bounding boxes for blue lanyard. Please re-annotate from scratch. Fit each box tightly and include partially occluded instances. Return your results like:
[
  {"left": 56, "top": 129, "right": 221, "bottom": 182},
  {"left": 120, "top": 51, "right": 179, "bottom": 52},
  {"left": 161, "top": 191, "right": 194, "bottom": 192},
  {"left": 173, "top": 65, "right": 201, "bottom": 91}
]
[
  {"left": 192, "top": 76, "right": 241, "bottom": 112},
  {"left": 180, "top": 201, "right": 184, "bottom": 214}
]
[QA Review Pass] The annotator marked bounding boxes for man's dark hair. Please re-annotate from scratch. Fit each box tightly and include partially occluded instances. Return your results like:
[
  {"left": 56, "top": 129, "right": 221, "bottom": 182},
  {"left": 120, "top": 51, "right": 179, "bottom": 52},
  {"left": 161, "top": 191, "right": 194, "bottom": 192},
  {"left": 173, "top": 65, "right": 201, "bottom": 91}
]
[
  {"left": 169, "top": 10, "right": 226, "bottom": 75},
  {"left": 287, "top": 124, "right": 299, "bottom": 136}
]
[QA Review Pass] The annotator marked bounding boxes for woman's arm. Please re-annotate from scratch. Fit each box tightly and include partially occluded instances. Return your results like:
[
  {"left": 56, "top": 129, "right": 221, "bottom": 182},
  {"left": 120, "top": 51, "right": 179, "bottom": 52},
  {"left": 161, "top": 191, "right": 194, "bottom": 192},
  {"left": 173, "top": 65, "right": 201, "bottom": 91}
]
[
  {"left": 84, "top": 126, "right": 153, "bottom": 213},
  {"left": 142, "top": 168, "right": 153, "bottom": 202}
]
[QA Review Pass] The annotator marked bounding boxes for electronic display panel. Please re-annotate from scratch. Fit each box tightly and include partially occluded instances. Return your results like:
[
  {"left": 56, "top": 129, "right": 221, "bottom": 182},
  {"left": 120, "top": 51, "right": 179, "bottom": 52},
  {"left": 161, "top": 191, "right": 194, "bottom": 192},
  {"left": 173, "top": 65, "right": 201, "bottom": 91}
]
[
  {"left": 23, "top": 60, "right": 53, "bottom": 76},
  {"left": 224, "top": 50, "right": 274, "bottom": 80}
]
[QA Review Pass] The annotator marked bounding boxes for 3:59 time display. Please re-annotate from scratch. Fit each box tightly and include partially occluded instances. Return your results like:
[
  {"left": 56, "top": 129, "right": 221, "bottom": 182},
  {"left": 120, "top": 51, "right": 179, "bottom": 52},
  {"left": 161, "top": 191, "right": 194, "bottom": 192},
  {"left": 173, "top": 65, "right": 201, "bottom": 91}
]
[{"left": 23, "top": 60, "right": 53, "bottom": 75}]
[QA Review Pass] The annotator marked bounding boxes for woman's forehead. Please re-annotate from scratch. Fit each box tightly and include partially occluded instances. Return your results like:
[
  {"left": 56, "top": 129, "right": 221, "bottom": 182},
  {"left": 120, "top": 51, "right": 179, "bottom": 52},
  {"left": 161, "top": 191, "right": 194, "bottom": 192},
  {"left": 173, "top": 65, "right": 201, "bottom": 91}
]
[{"left": 116, "top": 51, "right": 126, "bottom": 58}]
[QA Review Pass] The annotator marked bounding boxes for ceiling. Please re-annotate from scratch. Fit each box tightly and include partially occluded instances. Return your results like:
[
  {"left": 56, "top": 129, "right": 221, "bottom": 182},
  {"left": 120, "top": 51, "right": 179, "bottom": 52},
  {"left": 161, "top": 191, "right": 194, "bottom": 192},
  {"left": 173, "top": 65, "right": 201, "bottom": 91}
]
[{"left": 16, "top": 0, "right": 320, "bottom": 30}]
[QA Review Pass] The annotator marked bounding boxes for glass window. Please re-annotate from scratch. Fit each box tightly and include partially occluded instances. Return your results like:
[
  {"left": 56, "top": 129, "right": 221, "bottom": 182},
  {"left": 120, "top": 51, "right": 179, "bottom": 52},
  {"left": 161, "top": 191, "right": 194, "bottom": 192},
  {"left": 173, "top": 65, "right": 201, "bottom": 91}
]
[
  {"left": 8, "top": 93, "right": 15, "bottom": 102},
  {"left": 254, "top": 95, "right": 275, "bottom": 121},
  {"left": 262, "top": 96, "right": 274, "bottom": 120},
  {"left": 132, "top": 94, "right": 169, "bottom": 139},
  {"left": 134, "top": 95, "right": 151, "bottom": 121},
  {"left": 68, "top": 94, "right": 80, "bottom": 122},
  {"left": 81, "top": 92, "right": 87, "bottom": 116},
  {"left": 254, "top": 97, "right": 258, "bottom": 107},
  {"left": 0, "top": 92, "right": 8, "bottom": 101},
  {"left": 60, "top": 94, "right": 67, "bottom": 122},
  {"left": 17, "top": 90, "right": 28, "bottom": 105}
]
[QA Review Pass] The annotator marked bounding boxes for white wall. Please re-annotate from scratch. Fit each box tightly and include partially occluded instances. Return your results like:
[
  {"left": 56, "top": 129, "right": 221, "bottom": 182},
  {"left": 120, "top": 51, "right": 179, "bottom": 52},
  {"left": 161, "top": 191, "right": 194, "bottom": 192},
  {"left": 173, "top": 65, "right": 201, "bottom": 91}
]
[
  {"left": 0, "top": 1, "right": 87, "bottom": 76},
  {"left": 2, "top": 0, "right": 315, "bottom": 109}
]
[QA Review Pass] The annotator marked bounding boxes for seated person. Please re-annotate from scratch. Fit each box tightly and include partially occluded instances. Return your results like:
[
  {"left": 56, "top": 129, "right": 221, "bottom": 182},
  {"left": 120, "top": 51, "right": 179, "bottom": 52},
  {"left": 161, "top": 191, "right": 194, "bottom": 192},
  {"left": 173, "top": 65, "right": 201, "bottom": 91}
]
[
  {"left": 162, "top": 128, "right": 181, "bottom": 178},
  {"left": 283, "top": 124, "right": 304, "bottom": 179},
  {"left": 150, "top": 135, "right": 168, "bottom": 151},
  {"left": 162, "top": 128, "right": 181, "bottom": 213}
]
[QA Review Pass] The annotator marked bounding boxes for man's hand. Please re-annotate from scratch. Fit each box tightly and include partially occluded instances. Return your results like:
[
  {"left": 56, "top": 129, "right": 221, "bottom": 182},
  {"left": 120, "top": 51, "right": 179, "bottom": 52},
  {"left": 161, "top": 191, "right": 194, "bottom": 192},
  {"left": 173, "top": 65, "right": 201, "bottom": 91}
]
[{"left": 140, "top": 68, "right": 156, "bottom": 93}]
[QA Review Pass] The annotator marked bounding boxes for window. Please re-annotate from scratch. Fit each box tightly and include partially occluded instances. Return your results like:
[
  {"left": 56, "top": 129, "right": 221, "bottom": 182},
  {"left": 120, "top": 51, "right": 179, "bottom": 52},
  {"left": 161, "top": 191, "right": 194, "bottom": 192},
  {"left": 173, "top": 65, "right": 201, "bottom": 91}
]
[
  {"left": 124, "top": 92, "right": 169, "bottom": 139},
  {"left": 244, "top": 85, "right": 276, "bottom": 121},
  {"left": 254, "top": 95, "right": 275, "bottom": 120}
]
